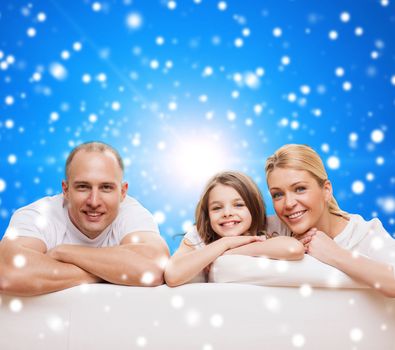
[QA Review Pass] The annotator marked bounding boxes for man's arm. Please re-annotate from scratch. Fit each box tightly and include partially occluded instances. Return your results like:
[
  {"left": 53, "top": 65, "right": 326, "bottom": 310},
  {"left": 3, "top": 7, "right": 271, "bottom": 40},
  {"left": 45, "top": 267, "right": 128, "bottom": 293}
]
[
  {"left": 48, "top": 231, "right": 170, "bottom": 286},
  {"left": 0, "top": 237, "right": 101, "bottom": 297}
]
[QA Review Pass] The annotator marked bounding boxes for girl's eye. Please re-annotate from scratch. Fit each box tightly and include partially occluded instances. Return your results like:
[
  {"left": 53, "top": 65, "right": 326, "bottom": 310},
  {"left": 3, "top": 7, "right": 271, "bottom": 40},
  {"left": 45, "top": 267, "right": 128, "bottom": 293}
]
[
  {"left": 211, "top": 206, "right": 221, "bottom": 211},
  {"left": 235, "top": 202, "right": 245, "bottom": 207}
]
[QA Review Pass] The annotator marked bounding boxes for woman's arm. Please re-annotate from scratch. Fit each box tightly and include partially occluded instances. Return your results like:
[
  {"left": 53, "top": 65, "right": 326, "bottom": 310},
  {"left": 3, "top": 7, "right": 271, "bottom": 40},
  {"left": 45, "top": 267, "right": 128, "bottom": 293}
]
[
  {"left": 306, "top": 230, "right": 395, "bottom": 297},
  {"left": 223, "top": 236, "right": 304, "bottom": 260},
  {"left": 164, "top": 235, "right": 263, "bottom": 287}
]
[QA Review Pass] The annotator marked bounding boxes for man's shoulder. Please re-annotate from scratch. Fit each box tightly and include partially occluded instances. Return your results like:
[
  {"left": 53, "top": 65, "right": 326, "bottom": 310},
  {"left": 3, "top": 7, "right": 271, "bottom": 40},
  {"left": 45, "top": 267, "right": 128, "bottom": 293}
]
[
  {"left": 119, "top": 195, "right": 151, "bottom": 212},
  {"left": 7, "top": 194, "right": 66, "bottom": 243},
  {"left": 120, "top": 195, "right": 140, "bottom": 207},
  {"left": 14, "top": 194, "right": 64, "bottom": 215},
  {"left": 113, "top": 195, "right": 159, "bottom": 235}
]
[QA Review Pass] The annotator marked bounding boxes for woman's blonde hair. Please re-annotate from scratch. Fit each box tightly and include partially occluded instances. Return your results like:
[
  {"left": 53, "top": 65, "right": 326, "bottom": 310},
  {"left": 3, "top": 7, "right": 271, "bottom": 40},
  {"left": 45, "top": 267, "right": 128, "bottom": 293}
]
[
  {"left": 265, "top": 144, "right": 349, "bottom": 219},
  {"left": 195, "top": 171, "right": 266, "bottom": 244}
]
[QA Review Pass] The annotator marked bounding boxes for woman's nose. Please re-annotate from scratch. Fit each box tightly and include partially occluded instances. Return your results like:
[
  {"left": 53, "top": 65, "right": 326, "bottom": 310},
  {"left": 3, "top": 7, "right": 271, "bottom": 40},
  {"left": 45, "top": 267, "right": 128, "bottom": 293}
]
[{"left": 284, "top": 194, "right": 297, "bottom": 208}]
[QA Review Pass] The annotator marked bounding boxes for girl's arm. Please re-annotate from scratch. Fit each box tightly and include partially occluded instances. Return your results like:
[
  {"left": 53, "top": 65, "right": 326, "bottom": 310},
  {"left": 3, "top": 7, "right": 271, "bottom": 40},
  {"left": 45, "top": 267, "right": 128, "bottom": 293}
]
[
  {"left": 305, "top": 230, "right": 395, "bottom": 297},
  {"left": 223, "top": 236, "right": 304, "bottom": 260},
  {"left": 164, "top": 235, "right": 263, "bottom": 287}
]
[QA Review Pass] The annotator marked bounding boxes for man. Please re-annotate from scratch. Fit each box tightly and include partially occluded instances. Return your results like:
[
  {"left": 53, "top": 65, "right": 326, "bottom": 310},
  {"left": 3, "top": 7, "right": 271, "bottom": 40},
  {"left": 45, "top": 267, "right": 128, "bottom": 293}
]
[{"left": 0, "top": 141, "right": 169, "bottom": 296}]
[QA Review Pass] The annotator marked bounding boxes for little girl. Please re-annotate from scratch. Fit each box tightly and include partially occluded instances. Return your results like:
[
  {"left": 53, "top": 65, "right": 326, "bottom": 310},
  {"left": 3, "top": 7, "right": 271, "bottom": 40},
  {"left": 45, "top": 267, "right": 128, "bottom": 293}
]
[{"left": 165, "top": 171, "right": 304, "bottom": 287}]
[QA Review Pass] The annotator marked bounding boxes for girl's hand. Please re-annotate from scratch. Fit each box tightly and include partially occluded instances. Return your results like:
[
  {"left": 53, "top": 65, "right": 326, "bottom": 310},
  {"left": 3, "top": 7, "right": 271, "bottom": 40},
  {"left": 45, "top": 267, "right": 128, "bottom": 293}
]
[{"left": 219, "top": 235, "right": 265, "bottom": 251}]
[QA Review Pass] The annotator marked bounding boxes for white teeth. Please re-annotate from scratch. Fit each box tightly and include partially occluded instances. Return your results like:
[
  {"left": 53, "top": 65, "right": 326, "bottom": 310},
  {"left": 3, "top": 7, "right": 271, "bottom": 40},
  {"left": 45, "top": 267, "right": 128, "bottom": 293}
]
[
  {"left": 221, "top": 221, "right": 239, "bottom": 227},
  {"left": 87, "top": 212, "right": 101, "bottom": 217},
  {"left": 288, "top": 211, "right": 305, "bottom": 219}
]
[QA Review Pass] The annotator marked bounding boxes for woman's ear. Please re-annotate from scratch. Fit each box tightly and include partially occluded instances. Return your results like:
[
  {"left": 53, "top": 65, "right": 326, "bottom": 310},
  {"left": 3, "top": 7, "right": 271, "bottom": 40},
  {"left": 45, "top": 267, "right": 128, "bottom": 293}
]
[{"left": 323, "top": 180, "right": 333, "bottom": 202}]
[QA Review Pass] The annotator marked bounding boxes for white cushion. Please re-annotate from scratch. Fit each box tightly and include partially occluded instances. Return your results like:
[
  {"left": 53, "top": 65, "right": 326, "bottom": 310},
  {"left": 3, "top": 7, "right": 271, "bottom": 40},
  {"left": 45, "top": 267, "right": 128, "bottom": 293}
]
[
  {"left": 209, "top": 254, "right": 367, "bottom": 289},
  {"left": 1, "top": 283, "right": 394, "bottom": 349}
]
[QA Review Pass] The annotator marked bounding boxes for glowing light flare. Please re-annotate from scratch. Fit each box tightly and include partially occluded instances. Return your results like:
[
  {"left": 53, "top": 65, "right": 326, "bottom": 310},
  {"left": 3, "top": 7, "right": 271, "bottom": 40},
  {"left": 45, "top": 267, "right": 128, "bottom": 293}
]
[
  {"left": 141, "top": 272, "right": 155, "bottom": 285},
  {"left": 47, "top": 315, "right": 66, "bottom": 332},
  {"left": 210, "top": 313, "right": 224, "bottom": 327},
  {"left": 9, "top": 299, "right": 23, "bottom": 312},
  {"left": 164, "top": 134, "right": 234, "bottom": 188},
  {"left": 171, "top": 295, "right": 184, "bottom": 309}
]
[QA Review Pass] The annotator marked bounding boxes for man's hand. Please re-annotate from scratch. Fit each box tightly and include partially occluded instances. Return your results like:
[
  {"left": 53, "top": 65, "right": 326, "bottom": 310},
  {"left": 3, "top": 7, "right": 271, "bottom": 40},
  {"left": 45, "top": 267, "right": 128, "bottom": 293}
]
[
  {"left": 46, "top": 245, "right": 64, "bottom": 261},
  {"left": 43, "top": 233, "right": 169, "bottom": 287}
]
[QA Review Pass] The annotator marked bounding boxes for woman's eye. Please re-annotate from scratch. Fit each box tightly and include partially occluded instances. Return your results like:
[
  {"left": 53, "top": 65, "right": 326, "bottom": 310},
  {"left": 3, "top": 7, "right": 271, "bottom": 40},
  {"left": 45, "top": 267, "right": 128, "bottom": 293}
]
[
  {"left": 295, "top": 187, "right": 306, "bottom": 193},
  {"left": 271, "top": 192, "right": 282, "bottom": 199}
]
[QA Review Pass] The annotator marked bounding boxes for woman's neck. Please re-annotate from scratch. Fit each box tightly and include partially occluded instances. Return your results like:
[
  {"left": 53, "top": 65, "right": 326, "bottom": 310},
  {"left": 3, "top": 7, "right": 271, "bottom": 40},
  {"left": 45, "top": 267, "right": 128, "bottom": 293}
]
[{"left": 318, "top": 213, "right": 349, "bottom": 239}]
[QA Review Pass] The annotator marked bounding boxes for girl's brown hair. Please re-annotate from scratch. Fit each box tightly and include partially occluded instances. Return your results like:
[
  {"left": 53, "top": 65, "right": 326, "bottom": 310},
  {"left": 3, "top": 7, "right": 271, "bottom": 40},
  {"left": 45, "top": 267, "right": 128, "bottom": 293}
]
[
  {"left": 265, "top": 144, "right": 349, "bottom": 219},
  {"left": 195, "top": 171, "right": 266, "bottom": 244}
]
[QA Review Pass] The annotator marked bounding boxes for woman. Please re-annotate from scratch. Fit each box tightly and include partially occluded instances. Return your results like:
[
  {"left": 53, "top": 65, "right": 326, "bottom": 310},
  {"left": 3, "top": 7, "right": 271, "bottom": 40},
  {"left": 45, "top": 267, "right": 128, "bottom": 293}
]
[{"left": 265, "top": 144, "right": 395, "bottom": 297}]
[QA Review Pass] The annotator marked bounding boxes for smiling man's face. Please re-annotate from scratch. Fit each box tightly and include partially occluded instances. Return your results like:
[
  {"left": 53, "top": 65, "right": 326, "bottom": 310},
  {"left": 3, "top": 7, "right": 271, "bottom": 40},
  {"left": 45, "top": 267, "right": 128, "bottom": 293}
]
[{"left": 62, "top": 150, "right": 127, "bottom": 239}]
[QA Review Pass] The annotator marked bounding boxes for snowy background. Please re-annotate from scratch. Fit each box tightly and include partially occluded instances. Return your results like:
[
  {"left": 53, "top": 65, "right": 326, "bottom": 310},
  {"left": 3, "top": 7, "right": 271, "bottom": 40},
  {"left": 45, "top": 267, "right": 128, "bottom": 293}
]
[{"left": 0, "top": 0, "right": 394, "bottom": 253}]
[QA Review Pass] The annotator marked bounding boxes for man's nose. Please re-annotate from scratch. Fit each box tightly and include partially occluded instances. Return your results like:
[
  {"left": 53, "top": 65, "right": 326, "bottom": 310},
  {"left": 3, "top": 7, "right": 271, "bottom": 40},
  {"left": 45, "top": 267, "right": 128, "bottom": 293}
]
[{"left": 86, "top": 189, "right": 101, "bottom": 207}]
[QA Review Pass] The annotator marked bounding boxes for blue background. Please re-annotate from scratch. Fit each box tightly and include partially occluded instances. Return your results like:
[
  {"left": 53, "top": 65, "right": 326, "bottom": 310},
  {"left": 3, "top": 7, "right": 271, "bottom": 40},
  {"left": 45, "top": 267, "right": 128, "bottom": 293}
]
[{"left": 1, "top": 0, "right": 394, "bottom": 253}]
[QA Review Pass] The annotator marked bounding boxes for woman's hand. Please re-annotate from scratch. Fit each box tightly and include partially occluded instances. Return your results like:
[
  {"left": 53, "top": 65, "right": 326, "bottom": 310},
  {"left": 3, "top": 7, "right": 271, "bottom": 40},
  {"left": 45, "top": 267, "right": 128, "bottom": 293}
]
[
  {"left": 305, "top": 230, "right": 341, "bottom": 264},
  {"left": 294, "top": 228, "right": 317, "bottom": 252}
]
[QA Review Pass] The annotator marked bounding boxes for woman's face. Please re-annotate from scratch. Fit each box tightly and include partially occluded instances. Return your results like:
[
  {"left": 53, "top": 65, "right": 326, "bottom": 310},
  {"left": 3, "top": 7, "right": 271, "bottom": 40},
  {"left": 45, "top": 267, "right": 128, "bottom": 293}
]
[
  {"left": 208, "top": 184, "right": 252, "bottom": 237},
  {"left": 267, "top": 168, "right": 331, "bottom": 235}
]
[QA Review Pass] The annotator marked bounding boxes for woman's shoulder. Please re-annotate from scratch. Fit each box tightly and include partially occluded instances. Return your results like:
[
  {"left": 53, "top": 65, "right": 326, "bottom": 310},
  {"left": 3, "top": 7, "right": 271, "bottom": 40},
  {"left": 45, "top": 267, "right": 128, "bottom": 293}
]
[
  {"left": 335, "top": 213, "right": 392, "bottom": 249},
  {"left": 347, "top": 214, "right": 387, "bottom": 233},
  {"left": 266, "top": 215, "right": 292, "bottom": 237},
  {"left": 184, "top": 225, "right": 206, "bottom": 249}
]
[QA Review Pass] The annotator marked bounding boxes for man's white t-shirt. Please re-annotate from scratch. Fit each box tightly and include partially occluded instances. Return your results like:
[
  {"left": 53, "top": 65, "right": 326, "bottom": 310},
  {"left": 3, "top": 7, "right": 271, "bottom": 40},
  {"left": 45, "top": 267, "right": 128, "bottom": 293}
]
[
  {"left": 184, "top": 214, "right": 395, "bottom": 273},
  {"left": 5, "top": 194, "right": 159, "bottom": 250}
]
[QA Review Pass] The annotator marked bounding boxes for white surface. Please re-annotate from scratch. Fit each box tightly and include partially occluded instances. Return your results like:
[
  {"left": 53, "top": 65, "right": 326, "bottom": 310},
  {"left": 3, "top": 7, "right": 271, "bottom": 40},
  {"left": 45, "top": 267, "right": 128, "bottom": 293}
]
[
  {"left": 1, "top": 283, "right": 394, "bottom": 350},
  {"left": 209, "top": 254, "right": 368, "bottom": 288}
]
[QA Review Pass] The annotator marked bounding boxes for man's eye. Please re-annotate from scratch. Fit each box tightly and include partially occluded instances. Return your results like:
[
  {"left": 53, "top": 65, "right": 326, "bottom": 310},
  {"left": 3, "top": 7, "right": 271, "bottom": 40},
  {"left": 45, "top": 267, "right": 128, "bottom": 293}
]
[
  {"left": 76, "top": 185, "right": 88, "bottom": 190},
  {"left": 102, "top": 185, "right": 114, "bottom": 191}
]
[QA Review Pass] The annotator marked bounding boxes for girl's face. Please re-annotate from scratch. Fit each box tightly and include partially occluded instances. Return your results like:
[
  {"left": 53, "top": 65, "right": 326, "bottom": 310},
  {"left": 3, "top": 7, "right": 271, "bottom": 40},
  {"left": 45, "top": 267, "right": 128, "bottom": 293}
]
[
  {"left": 208, "top": 184, "right": 252, "bottom": 237},
  {"left": 267, "top": 168, "right": 332, "bottom": 235}
]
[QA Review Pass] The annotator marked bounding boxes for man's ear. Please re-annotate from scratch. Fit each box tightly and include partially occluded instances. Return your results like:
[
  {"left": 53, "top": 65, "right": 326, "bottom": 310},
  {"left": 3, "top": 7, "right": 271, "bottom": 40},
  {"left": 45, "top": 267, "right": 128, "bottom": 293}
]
[
  {"left": 121, "top": 182, "right": 128, "bottom": 200},
  {"left": 62, "top": 180, "right": 69, "bottom": 199},
  {"left": 323, "top": 180, "right": 333, "bottom": 202}
]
